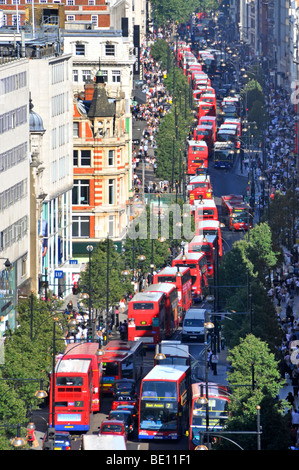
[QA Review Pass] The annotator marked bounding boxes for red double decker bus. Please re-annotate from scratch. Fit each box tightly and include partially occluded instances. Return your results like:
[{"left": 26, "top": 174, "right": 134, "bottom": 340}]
[
  {"left": 49, "top": 358, "right": 94, "bottom": 431},
  {"left": 197, "top": 101, "right": 215, "bottom": 120},
  {"left": 188, "top": 174, "right": 213, "bottom": 205},
  {"left": 187, "top": 139, "right": 208, "bottom": 175},
  {"left": 127, "top": 290, "right": 166, "bottom": 346},
  {"left": 138, "top": 365, "right": 191, "bottom": 440},
  {"left": 153, "top": 266, "right": 192, "bottom": 323},
  {"left": 193, "top": 125, "right": 214, "bottom": 155},
  {"left": 193, "top": 198, "right": 218, "bottom": 224},
  {"left": 199, "top": 116, "right": 217, "bottom": 141},
  {"left": 196, "top": 219, "right": 223, "bottom": 259},
  {"left": 172, "top": 251, "right": 208, "bottom": 302},
  {"left": 188, "top": 234, "right": 217, "bottom": 278},
  {"left": 221, "top": 195, "right": 252, "bottom": 231},
  {"left": 62, "top": 342, "right": 102, "bottom": 413},
  {"left": 100, "top": 340, "right": 144, "bottom": 393},
  {"left": 188, "top": 382, "right": 230, "bottom": 450},
  {"left": 146, "top": 283, "right": 179, "bottom": 337}
]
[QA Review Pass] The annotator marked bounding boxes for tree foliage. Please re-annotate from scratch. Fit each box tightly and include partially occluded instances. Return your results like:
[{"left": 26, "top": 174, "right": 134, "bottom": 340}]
[
  {"left": 219, "top": 335, "right": 290, "bottom": 450},
  {"left": 219, "top": 223, "right": 283, "bottom": 352},
  {"left": 78, "top": 240, "right": 135, "bottom": 310},
  {"left": 150, "top": 40, "right": 194, "bottom": 182},
  {"left": 0, "top": 294, "right": 67, "bottom": 449}
]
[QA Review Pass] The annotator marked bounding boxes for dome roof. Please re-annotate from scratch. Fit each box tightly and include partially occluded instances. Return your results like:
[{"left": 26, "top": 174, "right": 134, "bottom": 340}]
[{"left": 29, "top": 98, "right": 45, "bottom": 133}]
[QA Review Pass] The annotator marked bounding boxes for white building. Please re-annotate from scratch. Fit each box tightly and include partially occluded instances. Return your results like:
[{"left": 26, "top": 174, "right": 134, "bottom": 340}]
[
  {"left": 28, "top": 50, "right": 74, "bottom": 298},
  {"left": 63, "top": 26, "right": 136, "bottom": 102},
  {"left": 0, "top": 57, "right": 30, "bottom": 336}
]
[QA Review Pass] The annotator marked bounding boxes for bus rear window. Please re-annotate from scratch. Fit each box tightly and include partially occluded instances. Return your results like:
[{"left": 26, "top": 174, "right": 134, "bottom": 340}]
[
  {"left": 157, "top": 276, "right": 176, "bottom": 283},
  {"left": 56, "top": 377, "right": 83, "bottom": 386},
  {"left": 102, "top": 362, "right": 118, "bottom": 376},
  {"left": 133, "top": 303, "right": 154, "bottom": 310}
]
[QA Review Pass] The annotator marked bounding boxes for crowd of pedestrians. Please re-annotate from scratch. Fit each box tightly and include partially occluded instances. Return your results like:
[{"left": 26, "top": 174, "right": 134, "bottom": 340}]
[
  {"left": 272, "top": 259, "right": 299, "bottom": 449},
  {"left": 132, "top": 31, "right": 175, "bottom": 195}
]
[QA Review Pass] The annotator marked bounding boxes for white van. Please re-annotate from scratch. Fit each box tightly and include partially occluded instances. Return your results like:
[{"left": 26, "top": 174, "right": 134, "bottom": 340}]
[{"left": 182, "top": 308, "right": 206, "bottom": 342}]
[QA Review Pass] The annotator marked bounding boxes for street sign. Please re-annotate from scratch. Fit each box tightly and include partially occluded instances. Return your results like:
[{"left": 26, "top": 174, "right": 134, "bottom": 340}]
[{"left": 54, "top": 270, "right": 64, "bottom": 279}]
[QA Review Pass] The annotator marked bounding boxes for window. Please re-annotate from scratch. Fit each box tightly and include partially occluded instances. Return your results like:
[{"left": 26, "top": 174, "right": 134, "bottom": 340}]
[
  {"left": 91, "top": 15, "right": 98, "bottom": 26},
  {"left": 73, "top": 150, "right": 78, "bottom": 166},
  {"left": 72, "top": 69, "right": 78, "bottom": 82},
  {"left": 72, "top": 179, "right": 90, "bottom": 205},
  {"left": 59, "top": 156, "right": 66, "bottom": 180},
  {"left": 12, "top": 14, "right": 20, "bottom": 26},
  {"left": 52, "top": 63, "right": 64, "bottom": 84},
  {"left": 0, "top": 71, "right": 26, "bottom": 95},
  {"left": 73, "top": 122, "right": 79, "bottom": 138},
  {"left": 51, "top": 128, "right": 57, "bottom": 149},
  {"left": 102, "top": 70, "right": 108, "bottom": 82},
  {"left": 105, "top": 44, "right": 115, "bottom": 56},
  {"left": 82, "top": 70, "right": 92, "bottom": 82},
  {"left": 0, "top": 179, "right": 27, "bottom": 212},
  {"left": 67, "top": 14, "right": 75, "bottom": 21},
  {"left": 108, "top": 179, "right": 115, "bottom": 205},
  {"left": 51, "top": 160, "right": 57, "bottom": 183},
  {"left": 108, "top": 215, "right": 115, "bottom": 237},
  {"left": 0, "top": 142, "right": 27, "bottom": 173},
  {"left": 75, "top": 44, "right": 85, "bottom": 56},
  {"left": 112, "top": 70, "right": 121, "bottom": 83},
  {"left": 73, "top": 149, "right": 91, "bottom": 166},
  {"left": 108, "top": 150, "right": 114, "bottom": 166},
  {"left": 81, "top": 150, "right": 91, "bottom": 166},
  {"left": 72, "top": 215, "right": 90, "bottom": 237}
]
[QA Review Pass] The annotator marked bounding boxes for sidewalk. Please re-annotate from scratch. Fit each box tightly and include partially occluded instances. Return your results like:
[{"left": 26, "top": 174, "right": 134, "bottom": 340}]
[{"left": 194, "top": 345, "right": 228, "bottom": 386}]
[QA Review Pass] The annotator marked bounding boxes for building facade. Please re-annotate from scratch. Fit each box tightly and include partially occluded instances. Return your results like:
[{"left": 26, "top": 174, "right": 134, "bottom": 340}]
[
  {"left": 0, "top": 57, "right": 30, "bottom": 337},
  {"left": 72, "top": 72, "right": 131, "bottom": 259},
  {"left": 28, "top": 50, "right": 74, "bottom": 298}
]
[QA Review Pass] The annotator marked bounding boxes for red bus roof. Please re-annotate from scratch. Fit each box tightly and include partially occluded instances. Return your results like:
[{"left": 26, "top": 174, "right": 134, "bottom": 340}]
[
  {"left": 64, "top": 343, "right": 100, "bottom": 357},
  {"left": 174, "top": 251, "right": 206, "bottom": 262},
  {"left": 146, "top": 282, "right": 177, "bottom": 295},
  {"left": 142, "top": 365, "right": 190, "bottom": 382},
  {"left": 104, "top": 340, "right": 133, "bottom": 351},
  {"left": 155, "top": 266, "right": 190, "bottom": 276},
  {"left": 130, "top": 291, "right": 165, "bottom": 303},
  {"left": 191, "top": 382, "right": 230, "bottom": 399}
]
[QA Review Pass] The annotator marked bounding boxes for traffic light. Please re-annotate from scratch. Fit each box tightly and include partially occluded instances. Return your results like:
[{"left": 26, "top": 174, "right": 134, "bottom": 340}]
[{"left": 87, "top": 327, "right": 93, "bottom": 342}]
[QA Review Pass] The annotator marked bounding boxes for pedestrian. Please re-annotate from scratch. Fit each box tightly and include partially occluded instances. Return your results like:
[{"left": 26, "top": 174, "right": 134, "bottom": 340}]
[
  {"left": 97, "top": 328, "right": 104, "bottom": 348},
  {"left": 292, "top": 408, "right": 299, "bottom": 430},
  {"left": 207, "top": 349, "right": 212, "bottom": 368},
  {"left": 287, "top": 391, "right": 295, "bottom": 408},
  {"left": 292, "top": 369, "right": 299, "bottom": 398},
  {"left": 119, "top": 322, "right": 126, "bottom": 340},
  {"left": 211, "top": 353, "right": 218, "bottom": 376}
]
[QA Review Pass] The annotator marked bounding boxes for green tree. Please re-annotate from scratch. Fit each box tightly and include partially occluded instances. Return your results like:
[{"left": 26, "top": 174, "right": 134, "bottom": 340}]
[
  {"left": 78, "top": 240, "right": 134, "bottom": 310},
  {"left": 218, "top": 223, "right": 282, "bottom": 352},
  {"left": 150, "top": 40, "right": 194, "bottom": 182},
  {"left": 0, "top": 371, "right": 29, "bottom": 450},
  {"left": 220, "top": 335, "right": 289, "bottom": 450}
]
